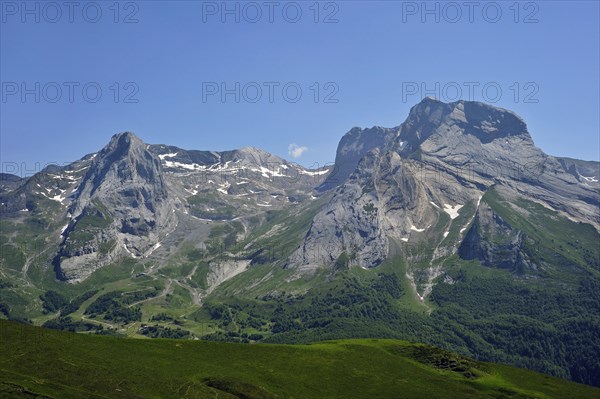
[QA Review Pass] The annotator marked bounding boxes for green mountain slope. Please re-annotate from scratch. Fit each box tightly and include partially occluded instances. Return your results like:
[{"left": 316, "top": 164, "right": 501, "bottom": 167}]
[
  {"left": 0, "top": 320, "right": 598, "bottom": 399},
  {"left": 1, "top": 102, "right": 599, "bottom": 390},
  {"left": 1, "top": 186, "right": 598, "bottom": 387},
  {"left": 192, "top": 186, "right": 600, "bottom": 385}
]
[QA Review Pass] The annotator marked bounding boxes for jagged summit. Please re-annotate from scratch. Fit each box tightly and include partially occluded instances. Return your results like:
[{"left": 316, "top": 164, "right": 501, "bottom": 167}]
[
  {"left": 101, "top": 131, "right": 146, "bottom": 156},
  {"left": 73, "top": 132, "right": 166, "bottom": 215},
  {"left": 289, "top": 98, "right": 599, "bottom": 276},
  {"left": 56, "top": 131, "right": 177, "bottom": 282},
  {"left": 2, "top": 99, "right": 596, "bottom": 285},
  {"left": 318, "top": 99, "right": 534, "bottom": 192},
  {"left": 110, "top": 130, "right": 141, "bottom": 141},
  {"left": 400, "top": 98, "right": 531, "bottom": 151}
]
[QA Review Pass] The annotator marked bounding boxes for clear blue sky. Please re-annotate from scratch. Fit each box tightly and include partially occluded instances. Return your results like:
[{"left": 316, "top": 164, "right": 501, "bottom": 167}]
[{"left": 1, "top": 1, "right": 599, "bottom": 175}]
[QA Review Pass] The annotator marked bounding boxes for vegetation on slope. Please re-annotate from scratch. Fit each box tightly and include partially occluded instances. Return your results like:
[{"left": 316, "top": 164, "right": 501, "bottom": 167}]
[
  {"left": 0, "top": 320, "right": 598, "bottom": 399},
  {"left": 1, "top": 187, "right": 598, "bottom": 388}
]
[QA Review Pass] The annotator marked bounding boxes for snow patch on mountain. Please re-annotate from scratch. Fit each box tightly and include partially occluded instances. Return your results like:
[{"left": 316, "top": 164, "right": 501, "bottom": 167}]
[
  {"left": 158, "top": 152, "right": 178, "bottom": 160},
  {"left": 443, "top": 204, "right": 463, "bottom": 219}
]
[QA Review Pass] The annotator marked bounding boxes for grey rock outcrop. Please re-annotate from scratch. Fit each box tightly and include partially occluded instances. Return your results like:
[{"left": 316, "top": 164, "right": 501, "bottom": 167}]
[
  {"left": 556, "top": 157, "right": 600, "bottom": 186},
  {"left": 288, "top": 149, "right": 391, "bottom": 272},
  {"left": 317, "top": 126, "right": 396, "bottom": 192},
  {"left": 289, "top": 98, "right": 600, "bottom": 274},
  {"left": 56, "top": 132, "right": 178, "bottom": 282}
]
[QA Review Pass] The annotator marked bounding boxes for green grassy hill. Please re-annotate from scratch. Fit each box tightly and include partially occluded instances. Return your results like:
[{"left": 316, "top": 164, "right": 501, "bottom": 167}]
[{"left": 0, "top": 321, "right": 597, "bottom": 399}]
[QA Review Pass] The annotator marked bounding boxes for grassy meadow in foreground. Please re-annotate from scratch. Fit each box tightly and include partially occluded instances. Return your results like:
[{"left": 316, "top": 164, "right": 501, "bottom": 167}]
[{"left": 0, "top": 320, "right": 598, "bottom": 399}]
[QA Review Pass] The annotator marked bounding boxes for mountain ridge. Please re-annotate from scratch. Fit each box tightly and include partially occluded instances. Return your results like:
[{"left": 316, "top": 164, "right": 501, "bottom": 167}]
[
  {"left": 289, "top": 98, "right": 599, "bottom": 276},
  {"left": 1, "top": 99, "right": 599, "bottom": 387}
]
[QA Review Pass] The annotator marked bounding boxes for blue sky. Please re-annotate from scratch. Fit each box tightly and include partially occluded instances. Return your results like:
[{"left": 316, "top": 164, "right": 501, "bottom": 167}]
[{"left": 1, "top": 1, "right": 599, "bottom": 174}]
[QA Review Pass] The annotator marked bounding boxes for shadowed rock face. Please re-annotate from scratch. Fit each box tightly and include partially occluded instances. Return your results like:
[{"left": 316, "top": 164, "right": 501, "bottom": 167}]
[
  {"left": 459, "top": 201, "right": 534, "bottom": 272},
  {"left": 56, "top": 132, "right": 178, "bottom": 282},
  {"left": 461, "top": 101, "right": 530, "bottom": 143},
  {"left": 399, "top": 98, "right": 530, "bottom": 152}
]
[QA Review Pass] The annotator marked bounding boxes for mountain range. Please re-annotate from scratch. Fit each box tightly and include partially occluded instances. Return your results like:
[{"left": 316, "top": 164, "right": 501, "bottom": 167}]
[{"left": 1, "top": 98, "right": 599, "bottom": 387}]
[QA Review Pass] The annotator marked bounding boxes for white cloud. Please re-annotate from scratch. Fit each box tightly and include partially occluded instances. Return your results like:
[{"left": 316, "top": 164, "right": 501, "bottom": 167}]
[{"left": 288, "top": 143, "right": 308, "bottom": 158}]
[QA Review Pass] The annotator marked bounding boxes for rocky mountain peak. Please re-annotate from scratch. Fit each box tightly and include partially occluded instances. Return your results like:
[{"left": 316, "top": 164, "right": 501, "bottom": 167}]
[
  {"left": 109, "top": 130, "right": 143, "bottom": 146},
  {"left": 457, "top": 101, "right": 530, "bottom": 142},
  {"left": 399, "top": 99, "right": 531, "bottom": 151},
  {"left": 289, "top": 98, "right": 599, "bottom": 278},
  {"left": 230, "top": 146, "right": 282, "bottom": 165},
  {"left": 73, "top": 132, "right": 165, "bottom": 212},
  {"left": 56, "top": 132, "right": 178, "bottom": 282},
  {"left": 96, "top": 131, "right": 148, "bottom": 165},
  {"left": 320, "top": 99, "right": 534, "bottom": 194}
]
